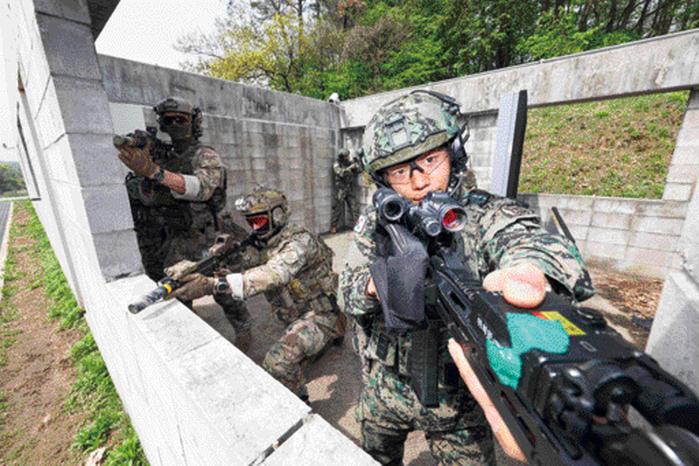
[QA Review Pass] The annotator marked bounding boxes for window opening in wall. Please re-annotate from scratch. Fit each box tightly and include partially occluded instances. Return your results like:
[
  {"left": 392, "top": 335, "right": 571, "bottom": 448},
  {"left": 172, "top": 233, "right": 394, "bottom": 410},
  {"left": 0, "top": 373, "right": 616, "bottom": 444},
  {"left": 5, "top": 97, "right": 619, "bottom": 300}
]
[
  {"left": 520, "top": 91, "right": 689, "bottom": 199},
  {"left": 10, "top": 113, "right": 41, "bottom": 201}
]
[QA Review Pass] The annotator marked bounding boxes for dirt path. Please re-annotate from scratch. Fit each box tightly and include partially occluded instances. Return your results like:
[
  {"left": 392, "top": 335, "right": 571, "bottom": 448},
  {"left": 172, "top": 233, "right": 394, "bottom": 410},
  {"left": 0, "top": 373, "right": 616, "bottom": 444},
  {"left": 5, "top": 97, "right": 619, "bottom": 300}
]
[
  {"left": 0, "top": 205, "right": 85, "bottom": 465},
  {"left": 588, "top": 265, "right": 664, "bottom": 348}
]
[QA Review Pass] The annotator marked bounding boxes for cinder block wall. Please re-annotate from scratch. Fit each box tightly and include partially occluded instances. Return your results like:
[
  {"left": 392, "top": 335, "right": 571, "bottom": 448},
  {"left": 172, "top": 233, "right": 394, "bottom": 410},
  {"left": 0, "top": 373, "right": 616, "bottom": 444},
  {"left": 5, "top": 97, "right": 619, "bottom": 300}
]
[
  {"left": 520, "top": 193, "right": 686, "bottom": 277},
  {"left": 98, "top": 55, "right": 341, "bottom": 233}
]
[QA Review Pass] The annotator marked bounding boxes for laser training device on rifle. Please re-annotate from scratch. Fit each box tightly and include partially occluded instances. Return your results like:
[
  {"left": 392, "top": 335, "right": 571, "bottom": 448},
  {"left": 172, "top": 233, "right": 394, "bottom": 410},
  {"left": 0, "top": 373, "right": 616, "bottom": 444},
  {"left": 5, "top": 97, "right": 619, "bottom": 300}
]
[
  {"left": 128, "top": 234, "right": 251, "bottom": 314},
  {"left": 370, "top": 187, "right": 699, "bottom": 465}
]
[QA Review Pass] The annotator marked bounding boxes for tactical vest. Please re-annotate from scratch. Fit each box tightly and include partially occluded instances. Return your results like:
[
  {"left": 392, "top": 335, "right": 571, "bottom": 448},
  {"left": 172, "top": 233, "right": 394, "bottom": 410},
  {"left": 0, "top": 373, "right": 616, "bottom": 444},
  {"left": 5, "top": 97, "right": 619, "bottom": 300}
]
[
  {"left": 261, "top": 224, "right": 338, "bottom": 323},
  {"left": 126, "top": 141, "right": 226, "bottom": 234}
]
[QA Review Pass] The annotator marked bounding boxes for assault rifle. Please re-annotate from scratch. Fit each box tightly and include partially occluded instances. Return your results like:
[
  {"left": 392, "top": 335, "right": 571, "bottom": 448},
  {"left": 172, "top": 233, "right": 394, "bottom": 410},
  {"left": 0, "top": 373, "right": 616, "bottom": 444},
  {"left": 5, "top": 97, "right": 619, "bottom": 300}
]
[
  {"left": 128, "top": 234, "right": 251, "bottom": 314},
  {"left": 370, "top": 187, "right": 699, "bottom": 465},
  {"left": 113, "top": 126, "right": 161, "bottom": 150}
]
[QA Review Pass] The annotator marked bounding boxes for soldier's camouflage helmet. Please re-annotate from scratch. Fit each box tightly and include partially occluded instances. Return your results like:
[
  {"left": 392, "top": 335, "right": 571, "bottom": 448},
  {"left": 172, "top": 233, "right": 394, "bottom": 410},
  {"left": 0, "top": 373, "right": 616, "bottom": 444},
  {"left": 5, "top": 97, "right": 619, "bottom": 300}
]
[
  {"left": 361, "top": 90, "right": 462, "bottom": 176},
  {"left": 234, "top": 187, "right": 289, "bottom": 239},
  {"left": 154, "top": 96, "right": 203, "bottom": 140}
]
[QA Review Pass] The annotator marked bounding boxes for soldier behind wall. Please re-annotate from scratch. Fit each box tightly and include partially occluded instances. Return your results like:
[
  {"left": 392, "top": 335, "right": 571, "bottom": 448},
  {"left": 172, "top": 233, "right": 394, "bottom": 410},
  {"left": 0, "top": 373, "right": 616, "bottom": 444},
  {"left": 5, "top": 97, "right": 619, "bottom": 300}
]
[
  {"left": 164, "top": 187, "right": 346, "bottom": 401},
  {"left": 331, "top": 148, "right": 360, "bottom": 233},
  {"left": 115, "top": 96, "right": 228, "bottom": 282}
]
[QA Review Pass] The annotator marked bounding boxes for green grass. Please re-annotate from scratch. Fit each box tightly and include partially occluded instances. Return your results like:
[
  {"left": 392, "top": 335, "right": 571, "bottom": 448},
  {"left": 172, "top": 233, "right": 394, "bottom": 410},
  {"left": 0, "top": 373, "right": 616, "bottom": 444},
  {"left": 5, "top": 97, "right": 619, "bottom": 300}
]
[
  {"left": 521, "top": 91, "right": 689, "bottom": 198},
  {"left": 0, "top": 206, "right": 24, "bottom": 439},
  {"left": 17, "top": 201, "right": 147, "bottom": 465}
]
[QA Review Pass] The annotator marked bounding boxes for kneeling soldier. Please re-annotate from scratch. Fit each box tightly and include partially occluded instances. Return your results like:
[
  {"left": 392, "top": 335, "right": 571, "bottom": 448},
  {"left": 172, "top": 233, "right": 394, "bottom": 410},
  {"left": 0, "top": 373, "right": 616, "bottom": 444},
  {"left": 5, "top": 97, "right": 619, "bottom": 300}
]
[{"left": 167, "top": 188, "right": 345, "bottom": 402}]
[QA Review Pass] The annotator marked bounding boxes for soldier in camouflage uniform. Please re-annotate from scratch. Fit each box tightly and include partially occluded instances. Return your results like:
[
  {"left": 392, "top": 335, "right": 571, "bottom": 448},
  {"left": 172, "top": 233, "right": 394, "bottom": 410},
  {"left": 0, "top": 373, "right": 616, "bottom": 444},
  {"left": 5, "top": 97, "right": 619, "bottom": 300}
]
[
  {"left": 339, "top": 90, "right": 594, "bottom": 465},
  {"left": 117, "top": 96, "right": 227, "bottom": 281},
  {"left": 331, "top": 148, "right": 360, "bottom": 233},
  {"left": 167, "top": 188, "right": 346, "bottom": 401}
]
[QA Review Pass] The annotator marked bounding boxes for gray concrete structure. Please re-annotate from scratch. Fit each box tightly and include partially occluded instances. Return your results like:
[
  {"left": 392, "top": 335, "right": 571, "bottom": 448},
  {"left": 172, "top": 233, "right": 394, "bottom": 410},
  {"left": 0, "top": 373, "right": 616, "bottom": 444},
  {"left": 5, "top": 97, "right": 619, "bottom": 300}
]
[
  {"left": 520, "top": 193, "right": 687, "bottom": 278},
  {"left": 99, "top": 55, "right": 340, "bottom": 232},
  {"left": 646, "top": 92, "right": 699, "bottom": 394},
  {"left": 2, "top": 0, "right": 699, "bottom": 461},
  {"left": 1, "top": 0, "right": 373, "bottom": 464}
]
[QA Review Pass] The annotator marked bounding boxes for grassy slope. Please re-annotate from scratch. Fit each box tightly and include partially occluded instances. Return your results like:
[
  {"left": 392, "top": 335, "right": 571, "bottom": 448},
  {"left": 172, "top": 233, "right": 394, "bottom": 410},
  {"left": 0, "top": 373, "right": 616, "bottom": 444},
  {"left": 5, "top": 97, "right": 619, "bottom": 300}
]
[
  {"left": 10, "top": 201, "right": 146, "bottom": 465},
  {"left": 521, "top": 91, "right": 689, "bottom": 198}
]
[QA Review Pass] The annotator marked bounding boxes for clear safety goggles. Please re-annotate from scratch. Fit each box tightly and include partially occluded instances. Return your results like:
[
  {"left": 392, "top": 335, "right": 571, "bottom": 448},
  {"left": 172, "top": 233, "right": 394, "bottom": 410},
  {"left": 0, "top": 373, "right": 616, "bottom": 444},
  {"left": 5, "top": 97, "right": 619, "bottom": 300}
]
[{"left": 383, "top": 150, "right": 449, "bottom": 185}]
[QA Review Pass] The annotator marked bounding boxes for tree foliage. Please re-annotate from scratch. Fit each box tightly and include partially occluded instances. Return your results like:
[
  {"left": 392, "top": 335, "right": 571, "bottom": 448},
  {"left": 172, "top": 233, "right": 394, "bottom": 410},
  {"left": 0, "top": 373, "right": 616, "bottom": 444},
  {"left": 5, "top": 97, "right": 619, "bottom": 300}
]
[
  {"left": 177, "top": 0, "right": 699, "bottom": 99},
  {"left": 0, "top": 163, "right": 25, "bottom": 194}
]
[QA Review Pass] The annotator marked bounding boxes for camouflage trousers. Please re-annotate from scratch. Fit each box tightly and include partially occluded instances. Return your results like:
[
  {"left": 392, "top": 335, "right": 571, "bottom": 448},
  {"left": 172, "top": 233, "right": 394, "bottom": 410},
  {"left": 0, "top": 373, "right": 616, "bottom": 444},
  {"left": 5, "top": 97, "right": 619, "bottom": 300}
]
[
  {"left": 357, "top": 363, "right": 494, "bottom": 465},
  {"left": 136, "top": 225, "right": 214, "bottom": 281},
  {"left": 262, "top": 304, "right": 344, "bottom": 400},
  {"left": 331, "top": 188, "right": 359, "bottom": 230},
  {"left": 214, "top": 293, "right": 253, "bottom": 351},
  {"left": 350, "top": 318, "right": 371, "bottom": 385}
]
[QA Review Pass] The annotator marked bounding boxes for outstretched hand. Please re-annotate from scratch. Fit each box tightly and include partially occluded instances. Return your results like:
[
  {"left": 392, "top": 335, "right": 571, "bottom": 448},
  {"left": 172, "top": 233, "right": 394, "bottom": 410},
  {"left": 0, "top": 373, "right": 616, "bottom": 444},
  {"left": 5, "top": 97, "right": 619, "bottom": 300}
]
[{"left": 482, "top": 262, "right": 548, "bottom": 308}]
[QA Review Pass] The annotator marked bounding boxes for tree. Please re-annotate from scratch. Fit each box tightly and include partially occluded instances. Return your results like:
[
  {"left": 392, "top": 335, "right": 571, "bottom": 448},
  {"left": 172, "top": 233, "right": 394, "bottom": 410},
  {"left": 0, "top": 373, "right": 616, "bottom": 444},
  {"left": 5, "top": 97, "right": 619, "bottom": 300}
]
[
  {"left": 177, "top": 0, "right": 699, "bottom": 100},
  {"left": 0, "top": 163, "right": 25, "bottom": 194}
]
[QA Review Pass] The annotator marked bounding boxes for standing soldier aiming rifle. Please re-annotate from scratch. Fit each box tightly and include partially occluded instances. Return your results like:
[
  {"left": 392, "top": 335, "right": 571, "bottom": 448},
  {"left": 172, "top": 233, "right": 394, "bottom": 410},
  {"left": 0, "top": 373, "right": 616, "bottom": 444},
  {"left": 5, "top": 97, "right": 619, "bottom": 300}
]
[
  {"left": 165, "top": 188, "right": 346, "bottom": 402},
  {"left": 339, "top": 90, "right": 595, "bottom": 465},
  {"left": 115, "top": 96, "right": 227, "bottom": 282},
  {"left": 331, "top": 148, "right": 360, "bottom": 233}
]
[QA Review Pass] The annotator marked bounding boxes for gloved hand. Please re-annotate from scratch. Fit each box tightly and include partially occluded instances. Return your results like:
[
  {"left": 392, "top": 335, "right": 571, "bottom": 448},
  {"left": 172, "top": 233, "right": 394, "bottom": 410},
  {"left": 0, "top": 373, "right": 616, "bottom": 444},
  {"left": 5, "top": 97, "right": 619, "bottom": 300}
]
[
  {"left": 170, "top": 273, "right": 216, "bottom": 302},
  {"left": 164, "top": 260, "right": 197, "bottom": 281},
  {"left": 118, "top": 146, "right": 159, "bottom": 178}
]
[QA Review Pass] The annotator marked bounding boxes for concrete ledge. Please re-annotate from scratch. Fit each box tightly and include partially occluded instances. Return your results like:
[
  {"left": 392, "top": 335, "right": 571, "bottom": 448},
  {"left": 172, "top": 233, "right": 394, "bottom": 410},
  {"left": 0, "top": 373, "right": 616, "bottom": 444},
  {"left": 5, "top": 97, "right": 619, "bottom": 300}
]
[
  {"left": 99, "top": 275, "right": 323, "bottom": 465},
  {"left": 263, "top": 414, "right": 377, "bottom": 465},
  {"left": 646, "top": 271, "right": 699, "bottom": 392}
]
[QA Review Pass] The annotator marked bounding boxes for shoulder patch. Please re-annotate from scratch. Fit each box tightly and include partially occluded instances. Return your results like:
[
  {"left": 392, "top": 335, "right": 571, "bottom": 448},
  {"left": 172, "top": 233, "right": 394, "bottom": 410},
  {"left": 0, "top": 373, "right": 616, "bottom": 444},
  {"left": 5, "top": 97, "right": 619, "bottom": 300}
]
[{"left": 354, "top": 215, "right": 367, "bottom": 234}]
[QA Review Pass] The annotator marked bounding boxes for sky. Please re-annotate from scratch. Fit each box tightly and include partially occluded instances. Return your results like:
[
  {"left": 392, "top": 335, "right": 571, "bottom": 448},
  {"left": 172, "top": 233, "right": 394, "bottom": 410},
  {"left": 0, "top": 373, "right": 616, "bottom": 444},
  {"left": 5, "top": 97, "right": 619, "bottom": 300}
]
[{"left": 95, "top": 0, "right": 229, "bottom": 71}]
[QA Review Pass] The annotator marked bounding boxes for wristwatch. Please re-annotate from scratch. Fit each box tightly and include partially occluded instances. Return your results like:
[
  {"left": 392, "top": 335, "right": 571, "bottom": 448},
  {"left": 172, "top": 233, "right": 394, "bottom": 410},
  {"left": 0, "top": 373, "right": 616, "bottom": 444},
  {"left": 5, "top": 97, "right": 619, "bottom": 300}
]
[
  {"left": 151, "top": 166, "right": 165, "bottom": 183},
  {"left": 214, "top": 276, "right": 230, "bottom": 295}
]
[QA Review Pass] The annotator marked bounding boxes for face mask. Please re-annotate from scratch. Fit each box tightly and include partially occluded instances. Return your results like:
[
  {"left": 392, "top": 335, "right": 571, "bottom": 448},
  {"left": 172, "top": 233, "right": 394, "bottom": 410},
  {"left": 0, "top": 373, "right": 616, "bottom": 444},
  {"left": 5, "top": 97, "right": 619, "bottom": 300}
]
[
  {"left": 246, "top": 214, "right": 270, "bottom": 234},
  {"left": 161, "top": 114, "right": 192, "bottom": 141}
]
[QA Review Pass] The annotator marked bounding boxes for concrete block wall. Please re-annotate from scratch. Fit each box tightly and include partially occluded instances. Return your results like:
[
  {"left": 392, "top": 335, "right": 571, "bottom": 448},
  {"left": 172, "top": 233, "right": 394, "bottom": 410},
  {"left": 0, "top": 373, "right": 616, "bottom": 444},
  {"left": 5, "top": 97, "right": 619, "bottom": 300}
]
[
  {"left": 520, "top": 193, "right": 686, "bottom": 278},
  {"left": 3, "top": 0, "right": 375, "bottom": 464},
  {"left": 98, "top": 55, "right": 341, "bottom": 234}
]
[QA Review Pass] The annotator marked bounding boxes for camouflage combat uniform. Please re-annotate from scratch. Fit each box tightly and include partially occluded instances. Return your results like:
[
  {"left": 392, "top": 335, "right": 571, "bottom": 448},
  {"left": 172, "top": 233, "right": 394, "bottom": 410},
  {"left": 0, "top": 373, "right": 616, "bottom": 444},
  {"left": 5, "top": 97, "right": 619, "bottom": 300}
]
[
  {"left": 340, "top": 189, "right": 594, "bottom": 465},
  {"left": 339, "top": 91, "right": 594, "bottom": 465},
  {"left": 245, "top": 224, "right": 344, "bottom": 398},
  {"left": 331, "top": 149, "right": 360, "bottom": 231},
  {"left": 123, "top": 98, "right": 227, "bottom": 281},
  {"left": 220, "top": 189, "right": 346, "bottom": 399}
]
